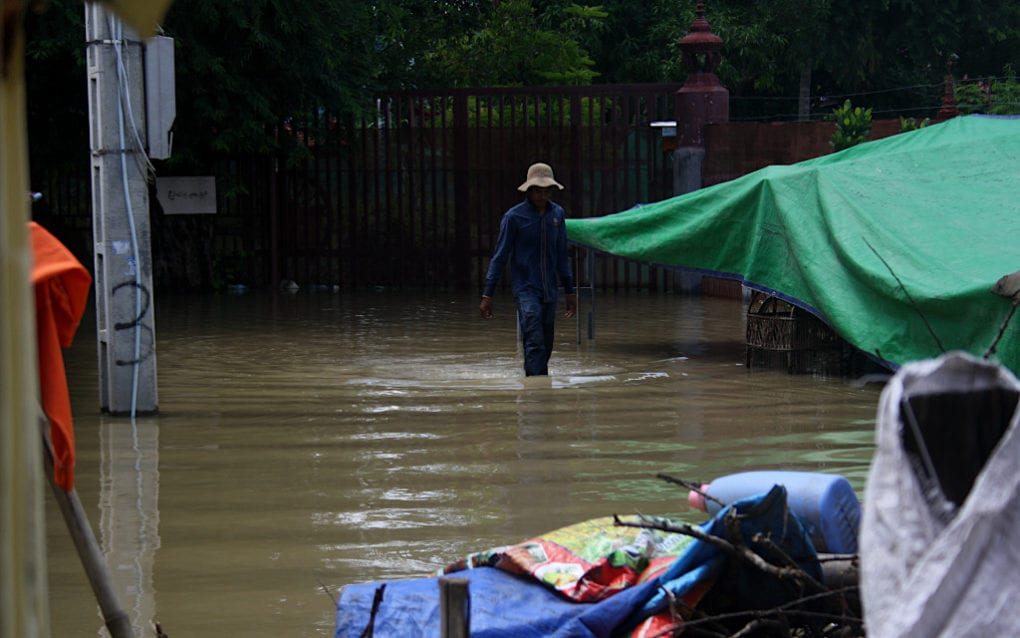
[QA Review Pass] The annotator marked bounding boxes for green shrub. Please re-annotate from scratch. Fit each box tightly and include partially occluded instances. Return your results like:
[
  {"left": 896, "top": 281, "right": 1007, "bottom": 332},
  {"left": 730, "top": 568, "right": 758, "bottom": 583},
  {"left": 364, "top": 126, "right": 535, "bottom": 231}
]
[
  {"left": 899, "top": 116, "right": 930, "bottom": 132},
  {"left": 829, "top": 100, "right": 873, "bottom": 152}
]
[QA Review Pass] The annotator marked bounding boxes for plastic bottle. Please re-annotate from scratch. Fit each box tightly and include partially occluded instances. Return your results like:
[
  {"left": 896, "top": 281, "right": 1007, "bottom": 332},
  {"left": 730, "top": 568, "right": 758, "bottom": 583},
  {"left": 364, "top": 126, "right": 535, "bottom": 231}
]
[{"left": 687, "top": 470, "right": 861, "bottom": 554}]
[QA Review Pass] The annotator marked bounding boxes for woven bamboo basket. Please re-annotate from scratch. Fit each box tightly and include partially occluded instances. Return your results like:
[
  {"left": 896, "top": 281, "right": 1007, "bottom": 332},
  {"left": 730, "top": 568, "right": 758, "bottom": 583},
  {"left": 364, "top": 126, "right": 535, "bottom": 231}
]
[{"left": 745, "top": 291, "right": 844, "bottom": 374}]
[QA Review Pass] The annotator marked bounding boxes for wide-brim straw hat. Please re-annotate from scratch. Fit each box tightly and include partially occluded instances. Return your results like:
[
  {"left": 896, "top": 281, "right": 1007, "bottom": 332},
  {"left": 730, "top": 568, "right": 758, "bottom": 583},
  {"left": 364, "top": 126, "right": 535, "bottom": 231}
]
[{"left": 518, "top": 162, "right": 564, "bottom": 191}]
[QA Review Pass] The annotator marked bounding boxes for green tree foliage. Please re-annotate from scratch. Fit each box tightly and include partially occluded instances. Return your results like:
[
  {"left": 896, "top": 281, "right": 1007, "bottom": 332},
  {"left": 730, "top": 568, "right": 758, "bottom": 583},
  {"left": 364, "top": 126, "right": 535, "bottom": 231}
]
[
  {"left": 758, "top": 0, "right": 1020, "bottom": 118},
  {"left": 955, "top": 65, "right": 1020, "bottom": 115},
  {"left": 21, "top": 0, "right": 1020, "bottom": 169},
  {"left": 580, "top": 0, "right": 829, "bottom": 87},
  {"left": 23, "top": 0, "right": 607, "bottom": 167},
  {"left": 421, "top": 1, "right": 606, "bottom": 87},
  {"left": 366, "top": 0, "right": 490, "bottom": 88},
  {"left": 24, "top": 2, "right": 87, "bottom": 170},
  {"left": 586, "top": 0, "right": 1019, "bottom": 120},
  {"left": 24, "top": 0, "right": 388, "bottom": 170},
  {"left": 158, "top": 0, "right": 382, "bottom": 167}
]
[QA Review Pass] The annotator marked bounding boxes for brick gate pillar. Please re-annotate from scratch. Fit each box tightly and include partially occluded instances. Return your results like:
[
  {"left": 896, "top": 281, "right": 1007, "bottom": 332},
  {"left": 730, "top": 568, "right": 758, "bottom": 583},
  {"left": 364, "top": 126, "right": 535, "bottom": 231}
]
[{"left": 674, "top": 2, "right": 729, "bottom": 196}]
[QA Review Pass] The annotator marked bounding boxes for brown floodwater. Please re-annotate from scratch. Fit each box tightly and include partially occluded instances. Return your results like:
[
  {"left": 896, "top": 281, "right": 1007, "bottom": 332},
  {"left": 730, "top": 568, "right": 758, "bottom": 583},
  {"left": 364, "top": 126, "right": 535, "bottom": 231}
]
[{"left": 45, "top": 289, "right": 884, "bottom": 637}]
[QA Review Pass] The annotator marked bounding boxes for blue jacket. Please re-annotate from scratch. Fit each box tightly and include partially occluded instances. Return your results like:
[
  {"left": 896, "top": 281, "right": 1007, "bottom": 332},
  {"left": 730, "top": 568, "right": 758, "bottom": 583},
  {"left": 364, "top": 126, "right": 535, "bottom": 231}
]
[{"left": 483, "top": 198, "right": 575, "bottom": 302}]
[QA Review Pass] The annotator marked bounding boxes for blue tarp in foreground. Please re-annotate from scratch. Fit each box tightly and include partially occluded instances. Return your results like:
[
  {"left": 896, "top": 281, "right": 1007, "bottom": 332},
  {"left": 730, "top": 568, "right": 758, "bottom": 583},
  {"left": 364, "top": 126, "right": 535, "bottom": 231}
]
[{"left": 334, "top": 485, "right": 823, "bottom": 638}]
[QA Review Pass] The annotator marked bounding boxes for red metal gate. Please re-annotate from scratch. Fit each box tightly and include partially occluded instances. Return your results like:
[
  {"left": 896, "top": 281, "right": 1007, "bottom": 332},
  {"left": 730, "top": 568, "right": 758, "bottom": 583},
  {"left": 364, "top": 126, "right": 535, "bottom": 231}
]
[
  {"left": 273, "top": 84, "right": 686, "bottom": 292},
  {"left": 31, "top": 83, "right": 690, "bottom": 293}
]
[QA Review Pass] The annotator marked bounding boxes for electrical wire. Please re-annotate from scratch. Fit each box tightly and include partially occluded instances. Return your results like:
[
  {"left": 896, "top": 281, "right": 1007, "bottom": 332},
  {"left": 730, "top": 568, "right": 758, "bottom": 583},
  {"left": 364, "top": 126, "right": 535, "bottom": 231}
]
[
  {"left": 109, "top": 13, "right": 143, "bottom": 420},
  {"left": 729, "top": 76, "right": 1020, "bottom": 104},
  {"left": 96, "top": 12, "right": 157, "bottom": 634},
  {"left": 729, "top": 81, "right": 945, "bottom": 103},
  {"left": 725, "top": 76, "right": 1020, "bottom": 122},
  {"left": 109, "top": 20, "right": 156, "bottom": 177}
]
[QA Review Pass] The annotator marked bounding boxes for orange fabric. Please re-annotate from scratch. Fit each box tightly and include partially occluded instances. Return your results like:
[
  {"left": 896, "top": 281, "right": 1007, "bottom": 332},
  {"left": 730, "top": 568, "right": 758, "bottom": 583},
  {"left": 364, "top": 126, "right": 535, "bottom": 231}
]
[{"left": 30, "top": 221, "right": 92, "bottom": 491}]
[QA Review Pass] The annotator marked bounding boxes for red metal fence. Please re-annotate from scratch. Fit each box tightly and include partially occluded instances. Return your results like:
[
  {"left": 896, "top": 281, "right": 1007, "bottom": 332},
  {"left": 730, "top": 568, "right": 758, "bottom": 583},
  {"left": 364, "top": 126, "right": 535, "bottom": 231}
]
[
  {"left": 39, "top": 83, "right": 924, "bottom": 294},
  {"left": 267, "top": 83, "right": 686, "bottom": 292}
]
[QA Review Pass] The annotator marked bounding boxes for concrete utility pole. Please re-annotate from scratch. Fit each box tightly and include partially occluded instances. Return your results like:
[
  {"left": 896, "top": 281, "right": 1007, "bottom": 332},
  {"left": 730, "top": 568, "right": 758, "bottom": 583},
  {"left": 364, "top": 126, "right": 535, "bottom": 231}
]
[{"left": 85, "top": 2, "right": 158, "bottom": 415}]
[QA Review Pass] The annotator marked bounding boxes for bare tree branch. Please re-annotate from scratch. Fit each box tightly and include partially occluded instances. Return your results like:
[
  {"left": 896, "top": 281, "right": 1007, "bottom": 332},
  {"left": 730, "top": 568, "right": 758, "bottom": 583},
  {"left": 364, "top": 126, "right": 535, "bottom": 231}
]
[
  {"left": 656, "top": 472, "right": 729, "bottom": 509},
  {"left": 616, "top": 513, "right": 827, "bottom": 595}
]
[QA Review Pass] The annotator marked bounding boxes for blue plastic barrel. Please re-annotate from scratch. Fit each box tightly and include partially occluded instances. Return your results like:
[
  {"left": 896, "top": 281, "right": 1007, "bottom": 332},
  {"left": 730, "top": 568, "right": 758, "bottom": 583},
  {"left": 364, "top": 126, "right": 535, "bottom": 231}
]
[{"left": 689, "top": 470, "right": 861, "bottom": 554}]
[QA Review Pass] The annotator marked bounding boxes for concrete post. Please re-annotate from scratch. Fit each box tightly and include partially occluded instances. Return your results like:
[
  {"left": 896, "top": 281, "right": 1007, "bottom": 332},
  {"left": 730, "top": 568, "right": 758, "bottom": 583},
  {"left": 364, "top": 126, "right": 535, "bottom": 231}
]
[
  {"left": 85, "top": 3, "right": 158, "bottom": 415},
  {"left": 673, "top": 2, "right": 729, "bottom": 196},
  {"left": 673, "top": 146, "right": 705, "bottom": 196}
]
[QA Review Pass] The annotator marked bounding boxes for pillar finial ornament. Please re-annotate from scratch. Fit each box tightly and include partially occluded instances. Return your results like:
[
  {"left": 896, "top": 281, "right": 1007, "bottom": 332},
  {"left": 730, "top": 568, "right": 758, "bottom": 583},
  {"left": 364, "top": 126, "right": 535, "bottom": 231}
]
[{"left": 678, "top": 1, "right": 723, "bottom": 77}]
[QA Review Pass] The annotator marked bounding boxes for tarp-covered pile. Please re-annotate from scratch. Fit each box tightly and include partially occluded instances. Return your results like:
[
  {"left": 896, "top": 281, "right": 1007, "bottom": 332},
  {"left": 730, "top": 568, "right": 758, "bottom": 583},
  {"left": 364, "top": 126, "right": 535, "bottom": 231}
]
[
  {"left": 335, "top": 485, "right": 845, "bottom": 637},
  {"left": 565, "top": 115, "right": 1020, "bottom": 374}
]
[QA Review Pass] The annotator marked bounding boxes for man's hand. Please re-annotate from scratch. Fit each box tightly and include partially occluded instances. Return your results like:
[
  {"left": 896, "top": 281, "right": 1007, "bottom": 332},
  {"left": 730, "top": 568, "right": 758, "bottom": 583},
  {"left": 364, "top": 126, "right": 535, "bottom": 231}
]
[
  {"left": 564, "top": 293, "right": 577, "bottom": 319},
  {"left": 480, "top": 296, "right": 494, "bottom": 319}
]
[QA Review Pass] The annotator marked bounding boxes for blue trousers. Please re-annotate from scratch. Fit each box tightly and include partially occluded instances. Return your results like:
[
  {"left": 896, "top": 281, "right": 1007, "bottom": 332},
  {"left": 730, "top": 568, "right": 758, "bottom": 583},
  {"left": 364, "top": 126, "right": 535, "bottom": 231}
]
[{"left": 516, "top": 293, "right": 557, "bottom": 376}]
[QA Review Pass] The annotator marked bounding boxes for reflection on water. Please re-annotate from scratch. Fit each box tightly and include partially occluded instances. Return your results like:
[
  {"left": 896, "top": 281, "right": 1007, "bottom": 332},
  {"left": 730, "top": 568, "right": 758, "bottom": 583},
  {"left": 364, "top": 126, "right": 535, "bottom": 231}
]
[
  {"left": 99, "top": 418, "right": 160, "bottom": 635},
  {"left": 46, "top": 290, "right": 883, "bottom": 637}
]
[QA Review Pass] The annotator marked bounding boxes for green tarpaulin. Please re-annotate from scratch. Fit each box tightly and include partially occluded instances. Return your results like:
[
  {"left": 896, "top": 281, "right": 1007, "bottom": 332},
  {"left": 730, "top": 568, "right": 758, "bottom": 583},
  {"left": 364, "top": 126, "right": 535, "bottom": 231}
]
[{"left": 566, "top": 115, "right": 1020, "bottom": 373}]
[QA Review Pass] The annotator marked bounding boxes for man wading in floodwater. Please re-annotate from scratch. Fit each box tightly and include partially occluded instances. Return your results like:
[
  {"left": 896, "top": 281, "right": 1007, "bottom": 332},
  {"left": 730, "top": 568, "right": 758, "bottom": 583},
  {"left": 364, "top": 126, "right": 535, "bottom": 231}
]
[{"left": 480, "top": 162, "right": 577, "bottom": 376}]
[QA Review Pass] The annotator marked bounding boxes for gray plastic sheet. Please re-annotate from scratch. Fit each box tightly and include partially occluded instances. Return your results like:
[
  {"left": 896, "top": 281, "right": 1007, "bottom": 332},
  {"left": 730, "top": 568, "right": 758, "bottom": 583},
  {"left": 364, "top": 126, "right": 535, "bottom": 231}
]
[{"left": 860, "top": 351, "right": 1020, "bottom": 637}]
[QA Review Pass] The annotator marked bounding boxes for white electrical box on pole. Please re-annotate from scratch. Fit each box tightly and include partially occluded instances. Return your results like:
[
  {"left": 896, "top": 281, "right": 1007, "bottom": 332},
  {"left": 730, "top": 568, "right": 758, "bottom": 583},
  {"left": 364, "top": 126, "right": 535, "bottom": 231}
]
[
  {"left": 145, "top": 35, "right": 175, "bottom": 160},
  {"left": 85, "top": 2, "right": 172, "bottom": 415}
]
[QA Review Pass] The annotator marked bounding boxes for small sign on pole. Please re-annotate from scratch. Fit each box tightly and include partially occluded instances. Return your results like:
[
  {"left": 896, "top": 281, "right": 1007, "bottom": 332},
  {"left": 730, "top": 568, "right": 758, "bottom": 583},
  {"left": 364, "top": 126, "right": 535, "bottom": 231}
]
[{"left": 155, "top": 176, "right": 217, "bottom": 215}]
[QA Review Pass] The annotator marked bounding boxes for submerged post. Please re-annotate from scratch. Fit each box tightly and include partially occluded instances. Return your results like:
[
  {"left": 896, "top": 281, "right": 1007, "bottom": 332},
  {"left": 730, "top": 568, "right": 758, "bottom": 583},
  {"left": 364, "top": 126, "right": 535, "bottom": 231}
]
[
  {"left": 439, "top": 577, "right": 470, "bottom": 638},
  {"left": 674, "top": 1, "right": 729, "bottom": 196}
]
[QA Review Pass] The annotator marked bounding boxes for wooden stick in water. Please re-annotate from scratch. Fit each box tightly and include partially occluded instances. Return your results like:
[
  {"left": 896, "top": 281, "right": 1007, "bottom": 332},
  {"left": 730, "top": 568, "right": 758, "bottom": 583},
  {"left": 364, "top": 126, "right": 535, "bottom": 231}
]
[
  {"left": 439, "top": 577, "right": 470, "bottom": 638},
  {"left": 40, "top": 415, "right": 137, "bottom": 638}
]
